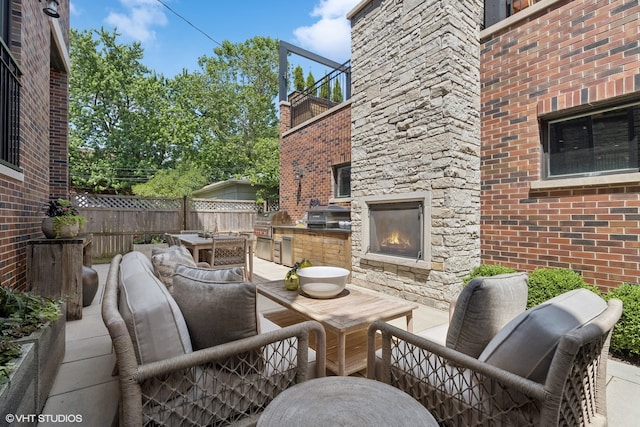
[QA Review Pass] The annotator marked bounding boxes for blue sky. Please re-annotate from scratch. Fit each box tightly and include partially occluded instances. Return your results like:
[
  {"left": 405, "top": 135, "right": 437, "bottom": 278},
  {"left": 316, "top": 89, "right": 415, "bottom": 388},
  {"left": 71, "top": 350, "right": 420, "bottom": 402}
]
[{"left": 70, "top": 0, "right": 360, "bottom": 78}]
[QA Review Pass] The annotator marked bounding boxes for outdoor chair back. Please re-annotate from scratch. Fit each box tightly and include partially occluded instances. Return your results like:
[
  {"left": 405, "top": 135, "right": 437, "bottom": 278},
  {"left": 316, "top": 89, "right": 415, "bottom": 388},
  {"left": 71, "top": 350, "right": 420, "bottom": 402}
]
[{"left": 210, "top": 236, "right": 250, "bottom": 280}]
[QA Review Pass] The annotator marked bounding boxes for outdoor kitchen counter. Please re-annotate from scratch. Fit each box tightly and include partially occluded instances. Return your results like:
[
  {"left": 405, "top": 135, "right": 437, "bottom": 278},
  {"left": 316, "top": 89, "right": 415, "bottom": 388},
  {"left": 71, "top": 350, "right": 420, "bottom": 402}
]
[
  {"left": 271, "top": 226, "right": 351, "bottom": 271},
  {"left": 272, "top": 225, "right": 351, "bottom": 233}
]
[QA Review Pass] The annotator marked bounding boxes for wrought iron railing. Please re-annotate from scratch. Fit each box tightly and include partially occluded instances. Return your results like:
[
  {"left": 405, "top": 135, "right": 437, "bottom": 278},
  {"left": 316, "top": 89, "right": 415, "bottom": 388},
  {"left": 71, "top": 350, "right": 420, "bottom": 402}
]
[
  {"left": 0, "top": 38, "right": 21, "bottom": 169},
  {"left": 289, "top": 60, "right": 351, "bottom": 128}
]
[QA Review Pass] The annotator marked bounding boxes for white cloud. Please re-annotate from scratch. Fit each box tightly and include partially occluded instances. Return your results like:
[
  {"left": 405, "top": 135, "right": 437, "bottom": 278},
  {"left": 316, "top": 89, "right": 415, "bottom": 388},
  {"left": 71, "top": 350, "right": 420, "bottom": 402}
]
[
  {"left": 293, "top": 0, "right": 361, "bottom": 61},
  {"left": 105, "top": 0, "right": 168, "bottom": 44}
]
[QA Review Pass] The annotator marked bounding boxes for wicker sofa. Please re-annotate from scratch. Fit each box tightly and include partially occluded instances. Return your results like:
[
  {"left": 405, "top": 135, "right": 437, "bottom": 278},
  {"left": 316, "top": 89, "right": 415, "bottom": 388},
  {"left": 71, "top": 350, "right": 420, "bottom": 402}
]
[
  {"left": 103, "top": 251, "right": 326, "bottom": 426},
  {"left": 368, "top": 285, "right": 622, "bottom": 426}
]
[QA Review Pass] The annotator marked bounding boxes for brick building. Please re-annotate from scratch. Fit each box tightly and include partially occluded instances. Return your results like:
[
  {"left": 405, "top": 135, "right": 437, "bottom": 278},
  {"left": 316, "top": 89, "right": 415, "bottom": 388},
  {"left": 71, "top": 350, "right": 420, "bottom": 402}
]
[
  {"left": 279, "top": 101, "right": 352, "bottom": 221},
  {"left": 481, "top": 0, "right": 640, "bottom": 291},
  {"left": 280, "top": 0, "right": 640, "bottom": 304},
  {"left": 0, "top": 0, "right": 70, "bottom": 289}
]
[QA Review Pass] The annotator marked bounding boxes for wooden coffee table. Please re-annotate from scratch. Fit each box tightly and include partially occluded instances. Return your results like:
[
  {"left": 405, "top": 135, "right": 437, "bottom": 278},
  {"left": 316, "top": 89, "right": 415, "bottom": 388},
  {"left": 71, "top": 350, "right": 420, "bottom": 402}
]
[{"left": 257, "top": 281, "right": 417, "bottom": 376}]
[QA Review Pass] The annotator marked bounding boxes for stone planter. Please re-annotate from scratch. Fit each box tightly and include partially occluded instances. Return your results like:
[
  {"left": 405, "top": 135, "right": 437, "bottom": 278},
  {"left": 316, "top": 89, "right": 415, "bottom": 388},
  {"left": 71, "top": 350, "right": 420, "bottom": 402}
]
[
  {"left": 0, "top": 343, "right": 37, "bottom": 426},
  {"left": 13, "top": 308, "right": 66, "bottom": 413},
  {"left": 133, "top": 243, "right": 169, "bottom": 260},
  {"left": 42, "top": 217, "right": 80, "bottom": 239}
]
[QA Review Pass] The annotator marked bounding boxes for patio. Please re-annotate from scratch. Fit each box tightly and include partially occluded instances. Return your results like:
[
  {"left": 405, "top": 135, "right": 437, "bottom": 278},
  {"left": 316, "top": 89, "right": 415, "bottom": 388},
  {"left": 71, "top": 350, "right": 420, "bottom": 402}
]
[{"left": 37, "top": 256, "right": 640, "bottom": 426}]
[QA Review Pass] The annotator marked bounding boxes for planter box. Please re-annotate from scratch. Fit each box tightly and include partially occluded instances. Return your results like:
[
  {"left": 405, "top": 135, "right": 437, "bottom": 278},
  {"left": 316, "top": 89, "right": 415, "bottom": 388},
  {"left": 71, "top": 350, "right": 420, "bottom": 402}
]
[
  {"left": 14, "top": 310, "right": 66, "bottom": 413},
  {"left": 132, "top": 243, "right": 169, "bottom": 260},
  {"left": 0, "top": 343, "right": 37, "bottom": 425}
]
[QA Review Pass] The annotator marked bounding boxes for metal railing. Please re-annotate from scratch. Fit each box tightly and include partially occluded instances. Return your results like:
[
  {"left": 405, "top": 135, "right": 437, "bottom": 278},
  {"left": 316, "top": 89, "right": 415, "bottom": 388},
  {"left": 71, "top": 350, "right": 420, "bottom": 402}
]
[
  {"left": 289, "top": 61, "right": 351, "bottom": 128},
  {"left": 0, "top": 38, "right": 21, "bottom": 169}
]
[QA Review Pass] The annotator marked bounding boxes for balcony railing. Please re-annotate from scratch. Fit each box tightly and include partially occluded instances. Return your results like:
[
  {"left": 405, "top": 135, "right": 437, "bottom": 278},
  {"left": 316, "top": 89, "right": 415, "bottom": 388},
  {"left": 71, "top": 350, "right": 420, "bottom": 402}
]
[
  {"left": 0, "top": 38, "right": 21, "bottom": 169},
  {"left": 289, "top": 61, "right": 351, "bottom": 128}
]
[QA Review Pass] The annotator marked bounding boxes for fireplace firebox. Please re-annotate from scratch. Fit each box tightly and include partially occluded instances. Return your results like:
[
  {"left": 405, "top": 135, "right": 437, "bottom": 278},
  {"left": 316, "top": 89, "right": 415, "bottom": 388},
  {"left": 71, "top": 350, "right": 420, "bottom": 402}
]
[
  {"left": 369, "top": 202, "right": 421, "bottom": 258},
  {"left": 361, "top": 192, "right": 431, "bottom": 269}
]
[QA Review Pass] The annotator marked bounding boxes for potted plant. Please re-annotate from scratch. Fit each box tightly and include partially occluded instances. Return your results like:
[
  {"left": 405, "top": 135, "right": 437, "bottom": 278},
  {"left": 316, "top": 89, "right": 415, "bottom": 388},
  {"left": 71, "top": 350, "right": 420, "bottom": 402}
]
[
  {"left": 42, "top": 198, "right": 87, "bottom": 239},
  {"left": 0, "top": 286, "right": 64, "bottom": 415}
]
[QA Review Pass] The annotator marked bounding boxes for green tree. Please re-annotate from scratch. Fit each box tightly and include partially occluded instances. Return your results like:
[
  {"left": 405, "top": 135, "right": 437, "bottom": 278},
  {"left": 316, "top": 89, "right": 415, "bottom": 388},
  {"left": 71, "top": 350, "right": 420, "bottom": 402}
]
[
  {"left": 132, "top": 164, "right": 209, "bottom": 197},
  {"left": 188, "top": 36, "right": 280, "bottom": 188},
  {"left": 243, "top": 137, "right": 280, "bottom": 204},
  {"left": 293, "top": 65, "right": 305, "bottom": 91},
  {"left": 70, "top": 30, "right": 280, "bottom": 198},
  {"left": 305, "top": 71, "right": 316, "bottom": 95},
  {"left": 69, "top": 28, "right": 180, "bottom": 193},
  {"left": 319, "top": 77, "right": 330, "bottom": 100},
  {"left": 331, "top": 79, "right": 343, "bottom": 103}
]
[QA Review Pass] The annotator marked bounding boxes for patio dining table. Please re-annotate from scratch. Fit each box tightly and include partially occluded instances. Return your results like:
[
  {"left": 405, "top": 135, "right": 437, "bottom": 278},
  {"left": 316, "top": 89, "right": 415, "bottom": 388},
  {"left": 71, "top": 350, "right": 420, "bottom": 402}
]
[{"left": 168, "top": 233, "right": 253, "bottom": 281}]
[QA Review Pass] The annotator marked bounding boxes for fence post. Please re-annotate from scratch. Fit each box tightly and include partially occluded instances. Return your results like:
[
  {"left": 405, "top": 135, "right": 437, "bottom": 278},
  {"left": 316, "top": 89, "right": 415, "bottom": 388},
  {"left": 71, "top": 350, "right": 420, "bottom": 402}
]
[{"left": 182, "top": 196, "right": 188, "bottom": 230}]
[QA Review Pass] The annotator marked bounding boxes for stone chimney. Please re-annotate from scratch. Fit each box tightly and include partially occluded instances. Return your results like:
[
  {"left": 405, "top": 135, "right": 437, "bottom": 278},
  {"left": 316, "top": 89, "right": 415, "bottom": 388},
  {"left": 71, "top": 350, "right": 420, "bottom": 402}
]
[{"left": 348, "top": 0, "right": 483, "bottom": 309}]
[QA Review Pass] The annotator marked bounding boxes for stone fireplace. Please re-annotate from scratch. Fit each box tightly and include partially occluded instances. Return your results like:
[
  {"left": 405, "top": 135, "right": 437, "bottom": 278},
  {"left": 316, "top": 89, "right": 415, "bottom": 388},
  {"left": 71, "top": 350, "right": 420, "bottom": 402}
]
[{"left": 348, "top": 0, "right": 482, "bottom": 309}]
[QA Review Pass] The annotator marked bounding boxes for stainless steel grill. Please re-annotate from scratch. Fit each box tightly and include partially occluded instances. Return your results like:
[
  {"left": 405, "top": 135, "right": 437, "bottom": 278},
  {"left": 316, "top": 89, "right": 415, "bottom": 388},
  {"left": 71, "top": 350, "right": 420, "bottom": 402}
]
[
  {"left": 254, "top": 211, "right": 291, "bottom": 261},
  {"left": 307, "top": 205, "right": 350, "bottom": 229}
]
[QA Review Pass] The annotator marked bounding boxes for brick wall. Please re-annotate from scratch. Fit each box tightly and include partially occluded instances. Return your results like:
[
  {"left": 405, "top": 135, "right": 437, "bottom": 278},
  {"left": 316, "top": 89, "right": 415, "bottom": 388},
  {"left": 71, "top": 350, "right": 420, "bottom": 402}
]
[
  {"left": 0, "top": 1, "right": 69, "bottom": 289},
  {"left": 481, "top": 0, "right": 640, "bottom": 290},
  {"left": 279, "top": 101, "right": 351, "bottom": 221},
  {"left": 49, "top": 68, "right": 69, "bottom": 199}
]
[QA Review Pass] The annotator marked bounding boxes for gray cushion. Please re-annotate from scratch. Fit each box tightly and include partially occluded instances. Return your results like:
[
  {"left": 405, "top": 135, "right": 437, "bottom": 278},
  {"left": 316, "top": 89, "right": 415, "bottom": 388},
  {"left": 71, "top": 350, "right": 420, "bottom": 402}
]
[
  {"left": 479, "top": 288, "right": 607, "bottom": 383},
  {"left": 446, "top": 272, "right": 528, "bottom": 358},
  {"left": 118, "top": 251, "right": 193, "bottom": 364},
  {"left": 172, "top": 265, "right": 259, "bottom": 350},
  {"left": 151, "top": 245, "right": 197, "bottom": 293},
  {"left": 174, "top": 264, "right": 245, "bottom": 284}
]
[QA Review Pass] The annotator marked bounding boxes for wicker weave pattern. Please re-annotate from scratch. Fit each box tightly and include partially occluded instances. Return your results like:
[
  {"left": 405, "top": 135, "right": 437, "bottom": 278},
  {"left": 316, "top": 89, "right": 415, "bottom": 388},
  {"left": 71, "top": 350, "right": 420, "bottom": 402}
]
[
  {"left": 367, "top": 298, "right": 622, "bottom": 427},
  {"left": 103, "top": 254, "right": 327, "bottom": 426}
]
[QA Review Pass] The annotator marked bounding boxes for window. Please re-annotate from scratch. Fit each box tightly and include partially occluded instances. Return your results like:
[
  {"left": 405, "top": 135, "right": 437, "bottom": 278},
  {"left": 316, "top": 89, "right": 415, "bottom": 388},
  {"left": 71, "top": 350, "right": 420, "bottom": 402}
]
[
  {"left": 0, "top": 0, "right": 21, "bottom": 169},
  {"left": 543, "top": 103, "right": 640, "bottom": 179},
  {"left": 484, "top": 0, "right": 536, "bottom": 28},
  {"left": 333, "top": 164, "right": 351, "bottom": 198}
]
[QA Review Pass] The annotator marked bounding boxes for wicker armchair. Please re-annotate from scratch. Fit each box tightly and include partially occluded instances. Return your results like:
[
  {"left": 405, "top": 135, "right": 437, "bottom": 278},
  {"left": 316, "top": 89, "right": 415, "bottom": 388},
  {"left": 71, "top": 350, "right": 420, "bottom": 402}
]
[
  {"left": 103, "top": 254, "right": 326, "bottom": 426},
  {"left": 367, "top": 297, "right": 622, "bottom": 426}
]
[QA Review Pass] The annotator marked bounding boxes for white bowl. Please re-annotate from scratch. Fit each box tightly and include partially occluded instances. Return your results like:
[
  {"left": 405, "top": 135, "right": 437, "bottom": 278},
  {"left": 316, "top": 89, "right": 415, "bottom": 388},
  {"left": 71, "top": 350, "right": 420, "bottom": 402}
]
[{"left": 297, "top": 266, "right": 350, "bottom": 298}]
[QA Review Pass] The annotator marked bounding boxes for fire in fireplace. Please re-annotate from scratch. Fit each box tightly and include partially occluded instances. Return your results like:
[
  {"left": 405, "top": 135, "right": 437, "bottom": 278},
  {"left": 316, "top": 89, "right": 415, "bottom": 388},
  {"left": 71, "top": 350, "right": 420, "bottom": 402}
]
[
  {"left": 369, "top": 201, "right": 422, "bottom": 259},
  {"left": 361, "top": 192, "right": 431, "bottom": 269}
]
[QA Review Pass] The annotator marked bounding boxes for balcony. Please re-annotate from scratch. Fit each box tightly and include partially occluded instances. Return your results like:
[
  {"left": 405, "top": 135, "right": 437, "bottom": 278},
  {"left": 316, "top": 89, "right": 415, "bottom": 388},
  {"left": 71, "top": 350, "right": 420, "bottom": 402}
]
[{"left": 288, "top": 60, "right": 351, "bottom": 128}]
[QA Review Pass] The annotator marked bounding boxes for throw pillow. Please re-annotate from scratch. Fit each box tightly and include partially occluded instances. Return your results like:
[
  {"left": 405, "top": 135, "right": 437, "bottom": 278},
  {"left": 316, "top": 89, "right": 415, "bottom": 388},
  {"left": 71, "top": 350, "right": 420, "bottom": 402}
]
[
  {"left": 446, "top": 272, "right": 529, "bottom": 358},
  {"left": 479, "top": 288, "right": 608, "bottom": 383},
  {"left": 174, "top": 264, "right": 245, "bottom": 284},
  {"left": 172, "top": 265, "right": 263, "bottom": 374},
  {"left": 151, "top": 245, "right": 197, "bottom": 293},
  {"left": 172, "top": 265, "right": 260, "bottom": 349}
]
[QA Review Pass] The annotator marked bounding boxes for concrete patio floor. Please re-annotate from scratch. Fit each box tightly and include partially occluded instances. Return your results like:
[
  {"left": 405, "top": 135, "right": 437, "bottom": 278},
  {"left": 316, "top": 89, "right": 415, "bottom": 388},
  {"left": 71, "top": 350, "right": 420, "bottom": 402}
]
[{"left": 37, "top": 257, "right": 640, "bottom": 426}]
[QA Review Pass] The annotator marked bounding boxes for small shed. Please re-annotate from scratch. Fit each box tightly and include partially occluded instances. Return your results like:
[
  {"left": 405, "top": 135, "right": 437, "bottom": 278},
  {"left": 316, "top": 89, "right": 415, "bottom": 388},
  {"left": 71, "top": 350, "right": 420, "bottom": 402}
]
[{"left": 192, "top": 179, "right": 262, "bottom": 200}]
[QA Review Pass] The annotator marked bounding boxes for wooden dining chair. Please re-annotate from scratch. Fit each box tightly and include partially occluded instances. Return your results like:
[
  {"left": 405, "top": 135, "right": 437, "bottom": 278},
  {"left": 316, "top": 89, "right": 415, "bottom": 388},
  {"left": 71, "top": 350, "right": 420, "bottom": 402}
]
[{"left": 164, "top": 233, "right": 178, "bottom": 246}]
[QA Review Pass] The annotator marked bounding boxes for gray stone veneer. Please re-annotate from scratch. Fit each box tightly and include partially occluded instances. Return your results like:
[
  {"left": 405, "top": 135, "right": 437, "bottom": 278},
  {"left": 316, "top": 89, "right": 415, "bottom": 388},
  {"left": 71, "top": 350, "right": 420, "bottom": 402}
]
[{"left": 349, "top": 0, "right": 482, "bottom": 309}]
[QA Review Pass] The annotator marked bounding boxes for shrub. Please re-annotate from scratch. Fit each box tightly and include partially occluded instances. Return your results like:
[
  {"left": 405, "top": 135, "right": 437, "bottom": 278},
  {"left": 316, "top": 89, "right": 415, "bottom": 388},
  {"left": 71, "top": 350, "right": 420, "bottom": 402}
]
[
  {"left": 527, "top": 268, "right": 600, "bottom": 308},
  {"left": 0, "top": 286, "right": 62, "bottom": 384},
  {"left": 462, "top": 264, "right": 516, "bottom": 285},
  {"left": 605, "top": 284, "right": 640, "bottom": 357}
]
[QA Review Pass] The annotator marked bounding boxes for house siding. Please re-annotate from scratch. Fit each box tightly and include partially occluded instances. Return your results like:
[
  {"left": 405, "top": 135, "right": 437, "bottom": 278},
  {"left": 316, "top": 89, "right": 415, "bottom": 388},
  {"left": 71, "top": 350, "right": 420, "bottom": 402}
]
[
  {"left": 481, "top": 0, "right": 640, "bottom": 291},
  {"left": 0, "top": 1, "right": 69, "bottom": 290}
]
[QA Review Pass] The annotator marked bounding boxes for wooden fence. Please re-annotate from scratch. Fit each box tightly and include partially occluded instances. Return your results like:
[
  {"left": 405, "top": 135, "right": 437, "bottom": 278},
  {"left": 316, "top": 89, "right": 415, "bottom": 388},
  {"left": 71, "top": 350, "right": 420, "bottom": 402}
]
[{"left": 73, "top": 194, "right": 259, "bottom": 261}]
